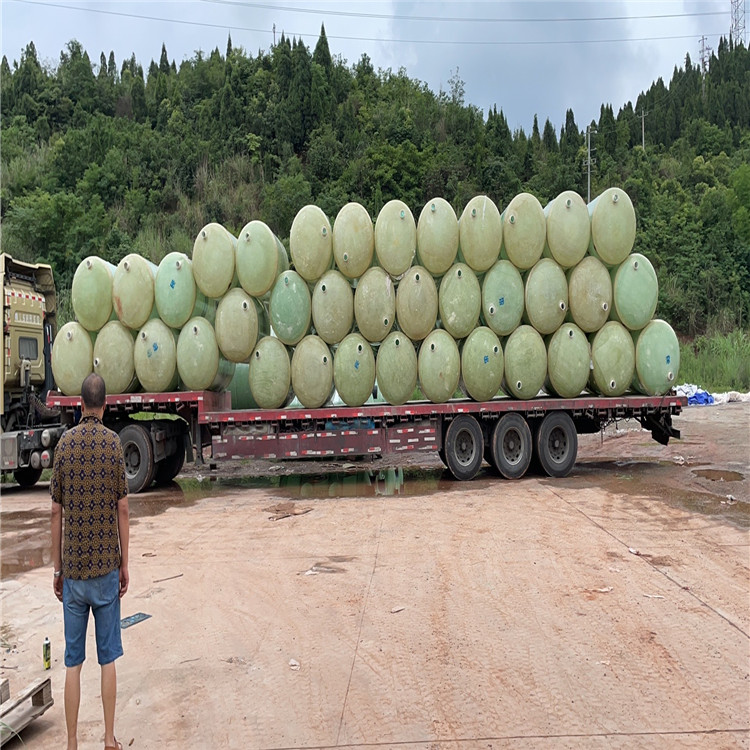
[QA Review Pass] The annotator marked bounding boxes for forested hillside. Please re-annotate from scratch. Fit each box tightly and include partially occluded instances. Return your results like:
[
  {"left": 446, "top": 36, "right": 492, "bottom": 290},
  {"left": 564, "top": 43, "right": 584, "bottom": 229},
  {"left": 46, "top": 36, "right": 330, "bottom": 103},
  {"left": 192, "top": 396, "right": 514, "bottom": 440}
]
[{"left": 1, "top": 29, "right": 749, "bottom": 335}]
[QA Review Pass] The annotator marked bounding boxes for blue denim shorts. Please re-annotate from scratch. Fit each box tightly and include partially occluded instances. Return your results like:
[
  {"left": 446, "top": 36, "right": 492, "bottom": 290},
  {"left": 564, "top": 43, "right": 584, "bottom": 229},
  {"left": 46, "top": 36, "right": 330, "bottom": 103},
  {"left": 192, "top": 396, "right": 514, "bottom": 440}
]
[{"left": 63, "top": 568, "right": 123, "bottom": 667}]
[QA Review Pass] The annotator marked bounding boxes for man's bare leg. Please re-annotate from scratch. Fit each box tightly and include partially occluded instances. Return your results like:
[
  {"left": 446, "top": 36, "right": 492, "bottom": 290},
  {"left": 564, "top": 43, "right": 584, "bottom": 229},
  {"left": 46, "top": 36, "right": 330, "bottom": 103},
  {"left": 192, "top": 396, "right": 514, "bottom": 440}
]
[
  {"left": 101, "top": 660, "right": 117, "bottom": 748},
  {"left": 64, "top": 664, "right": 83, "bottom": 750}
]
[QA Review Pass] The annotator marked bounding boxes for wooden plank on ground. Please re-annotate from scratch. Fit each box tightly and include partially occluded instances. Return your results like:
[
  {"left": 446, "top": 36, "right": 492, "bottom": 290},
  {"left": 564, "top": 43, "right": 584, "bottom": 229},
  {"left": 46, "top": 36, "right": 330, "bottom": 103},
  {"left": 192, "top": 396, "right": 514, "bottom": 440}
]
[{"left": 0, "top": 677, "right": 53, "bottom": 746}]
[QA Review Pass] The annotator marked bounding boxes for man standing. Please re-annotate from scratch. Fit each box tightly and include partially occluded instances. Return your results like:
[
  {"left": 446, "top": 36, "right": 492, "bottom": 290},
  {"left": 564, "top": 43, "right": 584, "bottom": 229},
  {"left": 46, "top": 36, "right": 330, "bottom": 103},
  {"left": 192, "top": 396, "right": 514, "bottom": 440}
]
[{"left": 51, "top": 372, "right": 129, "bottom": 750}]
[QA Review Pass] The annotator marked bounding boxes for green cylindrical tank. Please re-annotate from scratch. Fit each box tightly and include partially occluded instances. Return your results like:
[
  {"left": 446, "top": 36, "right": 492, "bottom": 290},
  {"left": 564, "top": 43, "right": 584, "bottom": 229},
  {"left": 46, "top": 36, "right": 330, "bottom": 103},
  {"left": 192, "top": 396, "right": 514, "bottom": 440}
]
[
  {"left": 93, "top": 321, "right": 138, "bottom": 395},
  {"left": 524, "top": 258, "right": 569, "bottom": 335},
  {"left": 566, "top": 256, "right": 612, "bottom": 333},
  {"left": 418, "top": 329, "right": 460, "bottom": 404},
  {"left": 155, "top": 252, "right": 216, "bottom": 329},
  {"left": 177, "top": 317, "right": 236, "bottom": 392},
  {"left": 312, "top": 270, "right": 354, "bottom": 345},
  {"left": 290, "top": 205, "right": 332, "bottom": 283},
  {"left": 375, "top": 331, "right": 418, "bottom": 406},
  {"left": 215, "top": 288, "right": 268, "bottom": 363},
  {"left": 333, "top": 333, "right": 376, "bottom": 407},
  {"left": 374, "top": 199, "right": 416, "bottom": 278},
  {"left": 588, "top": 187, "right": 636, "bottom": 266},
  {"left": 460, "top": 326, "right": 503, "bottom": 402},
  {"left": 354, "top": 266, "right": 396, "bottom": 343},
  {"left": 113, "top": 254, "right": 157, "bottom": 330},
  {"left": 546, "top": 323, "right": 590, "bottom": 398},
  {"left": 51, "top": 322, "right": 94, "bottom": 396},
  {"left": 228, "top": 363, "right": 257, "bottom": 409},
  {"left": 417, "top": 197, "right": 459, "bottom": 276},
  {"left": 72, "top": 256, "right": 116, "bottom": 332},
  {"left": 457, "top": 195, "right": 502, "bottom": 273},
  {"left": 544, "top": 190, "right": 590, "bottom": 269},
  {"left": 249, "top": 336, "right": 293, "bottom": 409},
  {"left": 480, "top": 260, "right": 525, "bottom": 337},
  {"left": 291, "top": 335, "right": 334, "bottom": 408},
  {"left": 501, "top": 192, "right": 546, "bottom": 270},
  {"left": 236, "top": 220, "right": 289, "bottom": 298},
  {"left": 133, "top": 319, "right": 178, "bottom": 393},
  {"left": 610, "top": 253, "right": 658, "bottom": 331},
  {"left": 332, "top": 202, "right": 374, "bottom": 279},
  {"left": 395, "top": 266, "right": 438, "bottom": 342},
  {"left": 269, "top": 270, "right": 312, "bottom": 346},
  {"left": 192, "top": 223, "right": 237, "bottom": 299},
  {"left": 503, "top": 325, "right": 547, "bottom": 400},
  {"left": 589, "top": 321, "right": 635, "bottom": 396},
  {"left": 438, "top": 263, "right": 481, "bottom": 340},
  {"left": 632, "top": 319, "right": 680, "bottom": 396}
]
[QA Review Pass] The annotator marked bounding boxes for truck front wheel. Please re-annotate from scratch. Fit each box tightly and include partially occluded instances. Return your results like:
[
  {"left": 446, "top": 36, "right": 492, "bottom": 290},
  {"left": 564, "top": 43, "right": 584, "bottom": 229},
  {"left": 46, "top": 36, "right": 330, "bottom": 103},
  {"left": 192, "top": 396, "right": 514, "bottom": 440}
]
[
  {"left": 14, "top": 466, "right": 43, "bottom": 488},
  {"left": 535, "top": 412, "right": 577, "bottom": 478},
  {"left": 119, "top": 424, "right": 156, "bottom": 494},
  {"left": 443, "top": 415, "right": 484, "bottom": 481},
  {"left": 491, "top": 413, "right": 532, "bottom": 479}
]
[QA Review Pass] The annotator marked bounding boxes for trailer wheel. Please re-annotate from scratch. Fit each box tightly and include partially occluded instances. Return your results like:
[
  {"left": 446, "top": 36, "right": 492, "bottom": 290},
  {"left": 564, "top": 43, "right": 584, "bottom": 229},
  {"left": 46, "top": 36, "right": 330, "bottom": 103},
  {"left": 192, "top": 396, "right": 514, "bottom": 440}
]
[
  {"left": 491, "top": 414, "right": 532, "bottom": 479},
  {"left": 14, "top": 466, "right": 43, "bottom": 488},
  {"left": 119, "top": 424, "right": 155, "bottom": 494},
  {"left": 443, "top": 415, "right": 484, "bottom": 481},
  {"left": 535, "top": 412, "right": 577, "bottom": 478},
  {"left": 154, "top": 446, "right": 185, "bottom": 486}
]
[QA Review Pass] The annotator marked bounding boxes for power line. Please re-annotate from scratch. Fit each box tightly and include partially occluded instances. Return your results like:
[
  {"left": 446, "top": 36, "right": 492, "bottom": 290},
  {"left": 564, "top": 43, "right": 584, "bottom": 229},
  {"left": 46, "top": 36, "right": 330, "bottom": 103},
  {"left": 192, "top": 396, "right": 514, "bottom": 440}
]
[
  {"left": 200, "top": 0, "right": 728, "bottom": 25},
  {"left": 8, "top": 1, "right": 727, "bottom": 48}
]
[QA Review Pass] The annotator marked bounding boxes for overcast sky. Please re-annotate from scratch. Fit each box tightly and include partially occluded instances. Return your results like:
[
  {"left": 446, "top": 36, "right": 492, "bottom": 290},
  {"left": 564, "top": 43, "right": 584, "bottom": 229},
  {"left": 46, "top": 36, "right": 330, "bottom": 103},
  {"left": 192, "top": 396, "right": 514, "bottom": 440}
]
[{"left": 1, "top": 0, "right": 737, "bottom": 132}]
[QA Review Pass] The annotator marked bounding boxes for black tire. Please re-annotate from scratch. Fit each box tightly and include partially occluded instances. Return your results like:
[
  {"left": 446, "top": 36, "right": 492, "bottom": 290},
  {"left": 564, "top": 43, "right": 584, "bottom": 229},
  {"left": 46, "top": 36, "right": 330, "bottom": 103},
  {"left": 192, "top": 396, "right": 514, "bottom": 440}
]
[
  {"left": 443, "top": 414, "right": 484, "bottom": 481},
  {"left": 119, "top": 424, "right": 156, "bottom": 494},
  {"left": 154, "top": 446, "right": 186, "bottom": 486},
  {"left": 534, "top": 411, "right": 578, "bottom": 478},
  {"left": 491, "top": 413, "right": 533, "bottom": 479},
  {"left": 14, "top": 466, "right": 43, "bottom": 488}
]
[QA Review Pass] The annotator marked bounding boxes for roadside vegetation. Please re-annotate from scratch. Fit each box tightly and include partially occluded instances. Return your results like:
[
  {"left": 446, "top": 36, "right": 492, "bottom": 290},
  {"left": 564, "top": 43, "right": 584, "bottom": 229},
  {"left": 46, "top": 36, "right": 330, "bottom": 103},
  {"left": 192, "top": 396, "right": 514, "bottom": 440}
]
[{"left": 679, "top": 330, "right": 750, "bottom": 392}]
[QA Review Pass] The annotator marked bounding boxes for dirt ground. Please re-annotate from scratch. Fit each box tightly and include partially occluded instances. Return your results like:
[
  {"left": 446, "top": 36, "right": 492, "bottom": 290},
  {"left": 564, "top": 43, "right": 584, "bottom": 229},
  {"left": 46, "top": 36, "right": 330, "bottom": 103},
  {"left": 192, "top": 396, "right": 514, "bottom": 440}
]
[{"left": 1, "top": 403, "right": 748, "bottom": 749}]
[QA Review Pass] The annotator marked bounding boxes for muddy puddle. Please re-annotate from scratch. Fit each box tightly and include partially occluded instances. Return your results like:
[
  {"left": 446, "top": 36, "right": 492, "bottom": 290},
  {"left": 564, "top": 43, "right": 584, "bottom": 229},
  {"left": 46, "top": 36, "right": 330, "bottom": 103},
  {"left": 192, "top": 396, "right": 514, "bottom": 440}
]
[
  {"left": 572, "top": 459, "right": 750, "bottom": 529},
  {"left": 692, "top": 468, "right": 745, "bottom": 482}
]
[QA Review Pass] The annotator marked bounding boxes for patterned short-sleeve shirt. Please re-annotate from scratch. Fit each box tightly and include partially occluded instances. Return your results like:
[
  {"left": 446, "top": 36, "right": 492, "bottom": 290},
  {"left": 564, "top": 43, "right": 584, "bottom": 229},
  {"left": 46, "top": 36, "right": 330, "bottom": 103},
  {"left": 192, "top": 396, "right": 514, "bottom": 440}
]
[{"left": 51, "top": 415, "right": 128, "bottom": 580}]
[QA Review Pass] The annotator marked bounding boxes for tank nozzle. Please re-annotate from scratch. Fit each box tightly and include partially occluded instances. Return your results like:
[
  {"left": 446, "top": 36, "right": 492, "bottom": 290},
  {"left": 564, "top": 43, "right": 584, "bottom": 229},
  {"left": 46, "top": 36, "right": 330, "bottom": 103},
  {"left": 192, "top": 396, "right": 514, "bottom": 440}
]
[
  {"left": 516, "top": 380, "right": 522, "bottom": 390},
  {"left": 400, "top": 210, "right": 405, "bottom": 220},
  {"left": 86, "top": 259, "right": 93, "bottom": 269},
  {"left": 602, "top": 302, "right": 609, "bottom": 312},
  {"left": 342, "top": 252, "right": 349, "bottom": 262},
  {"left": 488, "top": 305, "right": 495, "bottom": 316},
  {"left": 609, "top": 379, "right": 616, "bottom": 390},
  {"left": 321, "top": 227, "right": 328, "bottom": 237},
  {"left": 431, "top": 203, "right": 436, "bottom": 212}
]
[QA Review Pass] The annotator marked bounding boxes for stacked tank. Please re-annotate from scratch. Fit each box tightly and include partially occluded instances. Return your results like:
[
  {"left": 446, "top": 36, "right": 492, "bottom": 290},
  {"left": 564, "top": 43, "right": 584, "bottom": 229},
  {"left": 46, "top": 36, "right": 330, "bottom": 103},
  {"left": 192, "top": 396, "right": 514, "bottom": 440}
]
[{"left": 53, "top": 187, "right": 678, "bottom": 405}]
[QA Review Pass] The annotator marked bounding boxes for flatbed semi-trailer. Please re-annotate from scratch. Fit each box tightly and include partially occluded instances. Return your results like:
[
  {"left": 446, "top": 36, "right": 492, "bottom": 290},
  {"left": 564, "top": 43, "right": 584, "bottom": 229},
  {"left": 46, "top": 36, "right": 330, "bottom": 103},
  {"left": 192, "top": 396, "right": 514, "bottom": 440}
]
[{"left": 46, "top": 390, "right": 686, "bottom": 493}]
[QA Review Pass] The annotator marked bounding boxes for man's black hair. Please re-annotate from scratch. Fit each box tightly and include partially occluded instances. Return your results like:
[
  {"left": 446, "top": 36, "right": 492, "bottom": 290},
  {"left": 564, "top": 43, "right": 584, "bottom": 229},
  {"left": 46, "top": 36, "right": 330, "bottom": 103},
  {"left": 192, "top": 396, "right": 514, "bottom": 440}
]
[{"left": 81, "top": 372, "right": 106, "bottom": 410}]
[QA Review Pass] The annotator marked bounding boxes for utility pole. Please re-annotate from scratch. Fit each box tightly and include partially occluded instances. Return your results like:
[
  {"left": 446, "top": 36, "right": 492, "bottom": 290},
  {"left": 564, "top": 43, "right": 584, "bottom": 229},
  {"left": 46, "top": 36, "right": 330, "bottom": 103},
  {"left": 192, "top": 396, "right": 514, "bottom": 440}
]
[
  {"left": 639, "top": 109, "right": 647, "bottom": 150},
  {"left": 730, "top": 0, "right": 746, "bottom": 46},
  {"left": 585, "top": 125, "right": 596, "bottom": 203},
  {"left": 699, "top": 35, "right": 712, "bottom": 101},
  {"left": 273, "top": 23, "right": 276, "bottom": 45}
]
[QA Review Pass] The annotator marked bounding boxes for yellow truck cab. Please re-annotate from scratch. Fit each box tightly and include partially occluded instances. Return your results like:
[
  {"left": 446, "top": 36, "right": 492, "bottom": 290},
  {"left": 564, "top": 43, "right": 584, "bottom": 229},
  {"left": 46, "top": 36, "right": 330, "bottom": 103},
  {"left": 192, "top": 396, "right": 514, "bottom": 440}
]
[{"left": 1, "top": 253, "right": 64, "bottom": 487}]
